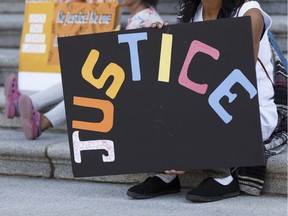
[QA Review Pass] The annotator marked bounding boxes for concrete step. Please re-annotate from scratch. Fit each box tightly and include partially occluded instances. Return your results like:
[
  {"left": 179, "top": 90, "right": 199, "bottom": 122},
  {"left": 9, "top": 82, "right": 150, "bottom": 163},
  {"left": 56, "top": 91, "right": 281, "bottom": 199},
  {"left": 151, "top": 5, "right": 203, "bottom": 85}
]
[
  {"left": 259, "top": 0, "right": 288, "bottom": 15},
  {"left": 0, "top": 49, "right": 18, "bottom": 86},
  {"left": 0, "top": 1, "right": 24, "bottom": 14},
  {"left": 0, "top": 128, "right": 286, "bottom": 196},
  {"left": 0, "top": 14, "right": 23, "bottom": 48},
  {"left": 0, "top": 175, "right": 287, "bottom": 216}
]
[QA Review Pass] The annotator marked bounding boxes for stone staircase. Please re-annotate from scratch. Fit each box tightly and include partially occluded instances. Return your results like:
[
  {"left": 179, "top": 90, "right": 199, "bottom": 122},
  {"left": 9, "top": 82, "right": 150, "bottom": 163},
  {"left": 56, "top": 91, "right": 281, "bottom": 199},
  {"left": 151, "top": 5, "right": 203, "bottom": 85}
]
[
  {"left": 0, "top": 0, "right": 287, "bottom": 83},
  {"left": 0, "top": 0, "right": 287, "bottom": 197}
]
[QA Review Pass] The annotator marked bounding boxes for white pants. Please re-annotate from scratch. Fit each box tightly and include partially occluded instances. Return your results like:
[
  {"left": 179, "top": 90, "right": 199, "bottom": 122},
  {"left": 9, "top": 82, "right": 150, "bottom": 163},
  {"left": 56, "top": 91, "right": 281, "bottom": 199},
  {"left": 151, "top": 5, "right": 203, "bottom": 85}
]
[{"left": 30, "top": 82, "right": 65, "bottom": 127}]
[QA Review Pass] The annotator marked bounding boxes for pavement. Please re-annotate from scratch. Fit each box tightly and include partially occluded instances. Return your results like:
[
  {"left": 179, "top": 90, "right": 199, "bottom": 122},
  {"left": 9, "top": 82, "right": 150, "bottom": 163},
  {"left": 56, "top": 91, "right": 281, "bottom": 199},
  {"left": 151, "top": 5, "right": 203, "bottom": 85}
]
[{"left": 0, "top": 175, "right": 287, "bottom": 216}]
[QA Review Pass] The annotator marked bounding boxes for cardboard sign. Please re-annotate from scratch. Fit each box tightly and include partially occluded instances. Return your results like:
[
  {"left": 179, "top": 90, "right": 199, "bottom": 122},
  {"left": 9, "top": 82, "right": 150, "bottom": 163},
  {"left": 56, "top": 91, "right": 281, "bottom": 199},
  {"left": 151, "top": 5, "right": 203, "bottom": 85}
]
[
  {"left": 48, "top": 2, "right": 119, "bottom": 65},
  {"left": 58, "top": 17, "right": 265, "bottom": 177},
  {"left": 18, "top": 0, "right": 120, "bottom": 92}
]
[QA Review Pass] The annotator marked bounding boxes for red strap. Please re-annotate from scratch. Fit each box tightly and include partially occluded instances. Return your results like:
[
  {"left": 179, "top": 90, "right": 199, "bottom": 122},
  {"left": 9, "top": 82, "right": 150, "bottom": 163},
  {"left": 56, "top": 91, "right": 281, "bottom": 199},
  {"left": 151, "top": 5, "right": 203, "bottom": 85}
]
[
  {"left": 257, "top": 57, "right": 275, "bottom": 87},
  {"left": 237, "top": 1, "right": 274, "bottom": 88}
]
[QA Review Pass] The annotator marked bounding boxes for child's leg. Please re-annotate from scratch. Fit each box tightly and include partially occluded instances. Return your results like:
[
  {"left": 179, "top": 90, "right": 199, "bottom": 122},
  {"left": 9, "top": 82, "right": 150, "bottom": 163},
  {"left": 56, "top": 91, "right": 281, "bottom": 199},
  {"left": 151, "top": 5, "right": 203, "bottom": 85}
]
[
  {"left": 43, "top": 101, "right": 66, "bottom": 128},
  {"left": 19, "top": 97, "right": 65, "bottom": 140},
  {"left": 155, "top": 173, "right": 177, "bottom": 183},
  {"left": 30, "top": 82, "right": 63, "bottom": 111}
]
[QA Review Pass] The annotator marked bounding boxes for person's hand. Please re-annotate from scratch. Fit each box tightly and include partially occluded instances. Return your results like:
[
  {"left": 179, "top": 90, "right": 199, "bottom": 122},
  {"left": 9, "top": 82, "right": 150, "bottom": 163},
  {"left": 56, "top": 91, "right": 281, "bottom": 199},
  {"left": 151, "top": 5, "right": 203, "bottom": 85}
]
[
  {"left": 165, "top": 170, "right": 185, "bottom": 175},
  {"left": 151, "top": 21, "right": 169, "bottom": 29}
]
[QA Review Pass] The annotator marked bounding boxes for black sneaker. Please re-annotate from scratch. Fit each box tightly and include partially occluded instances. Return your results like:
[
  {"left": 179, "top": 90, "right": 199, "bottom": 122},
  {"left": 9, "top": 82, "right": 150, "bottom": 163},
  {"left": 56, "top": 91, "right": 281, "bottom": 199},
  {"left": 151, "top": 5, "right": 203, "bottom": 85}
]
[
  {"left": 127, "top": 175, "right": 181, "bottom": 199},
  {"left": 186, "top": 177, "right": 240, "bottom": 202}
]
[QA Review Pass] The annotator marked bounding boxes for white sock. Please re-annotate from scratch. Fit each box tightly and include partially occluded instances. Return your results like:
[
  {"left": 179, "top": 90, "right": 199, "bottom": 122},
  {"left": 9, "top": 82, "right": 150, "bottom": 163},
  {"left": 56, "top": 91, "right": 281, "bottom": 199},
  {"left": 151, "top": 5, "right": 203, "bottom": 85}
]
[
  {"left": 214, "top": 175, "right": 233, "bottom": 186},
  {"left": 155, "top": 173, "right": 177, "bottom": 183}
]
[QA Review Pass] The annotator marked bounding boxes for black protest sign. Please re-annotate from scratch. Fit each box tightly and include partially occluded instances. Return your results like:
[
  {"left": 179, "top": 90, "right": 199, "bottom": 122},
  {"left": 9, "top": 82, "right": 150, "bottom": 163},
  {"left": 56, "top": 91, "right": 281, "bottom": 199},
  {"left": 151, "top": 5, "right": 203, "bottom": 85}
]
[{"left": 58, "top": 17, "right": 264, "bottom": 177}]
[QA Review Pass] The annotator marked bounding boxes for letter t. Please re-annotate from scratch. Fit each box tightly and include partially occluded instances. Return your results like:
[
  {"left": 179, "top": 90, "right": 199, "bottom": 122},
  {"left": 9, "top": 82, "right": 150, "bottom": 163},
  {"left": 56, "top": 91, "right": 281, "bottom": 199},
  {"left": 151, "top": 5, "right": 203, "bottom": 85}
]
[{"left": 118, "top": 32, "right": 148, "bottom": 81}]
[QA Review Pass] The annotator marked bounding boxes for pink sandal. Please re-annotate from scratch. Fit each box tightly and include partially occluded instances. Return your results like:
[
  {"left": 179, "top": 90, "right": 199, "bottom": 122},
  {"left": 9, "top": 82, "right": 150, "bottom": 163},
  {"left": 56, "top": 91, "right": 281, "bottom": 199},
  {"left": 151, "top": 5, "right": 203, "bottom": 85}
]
[
  {"left": 4, "top": 74, "right": 21, "bottom": 118},
  {"left": 19, "top": 95, "right": 41, "bottom": 140}
]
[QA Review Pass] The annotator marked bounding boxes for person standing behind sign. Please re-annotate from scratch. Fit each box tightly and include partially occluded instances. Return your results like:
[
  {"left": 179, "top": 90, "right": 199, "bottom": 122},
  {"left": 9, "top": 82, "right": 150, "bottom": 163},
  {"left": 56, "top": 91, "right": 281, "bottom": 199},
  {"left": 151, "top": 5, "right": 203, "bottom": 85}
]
[{"left": 126, "top": 0, "right": 278, "bottom": 202}]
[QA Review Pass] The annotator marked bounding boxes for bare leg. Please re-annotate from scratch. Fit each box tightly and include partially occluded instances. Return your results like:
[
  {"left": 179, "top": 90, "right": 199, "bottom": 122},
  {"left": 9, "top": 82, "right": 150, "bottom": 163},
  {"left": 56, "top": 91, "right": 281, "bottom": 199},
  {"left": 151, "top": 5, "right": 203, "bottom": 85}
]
[{"left": 40, "top": 115, "right": 53, "bottom": 132}]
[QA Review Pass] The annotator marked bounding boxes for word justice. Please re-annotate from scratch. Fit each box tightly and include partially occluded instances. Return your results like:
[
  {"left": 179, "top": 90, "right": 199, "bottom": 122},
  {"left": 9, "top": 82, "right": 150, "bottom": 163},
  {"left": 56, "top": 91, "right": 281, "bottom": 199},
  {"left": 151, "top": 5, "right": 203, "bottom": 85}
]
[{"left": 71, "top": 32, "right": 257, "bottom": 164}]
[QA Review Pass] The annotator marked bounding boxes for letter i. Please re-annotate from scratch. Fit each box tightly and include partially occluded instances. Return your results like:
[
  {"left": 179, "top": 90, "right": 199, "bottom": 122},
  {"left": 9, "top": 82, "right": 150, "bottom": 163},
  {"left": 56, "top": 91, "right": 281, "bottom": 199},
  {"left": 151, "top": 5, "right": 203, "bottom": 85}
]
[{"left": 158, "top": 33, "right": 173, "bottom": 83}]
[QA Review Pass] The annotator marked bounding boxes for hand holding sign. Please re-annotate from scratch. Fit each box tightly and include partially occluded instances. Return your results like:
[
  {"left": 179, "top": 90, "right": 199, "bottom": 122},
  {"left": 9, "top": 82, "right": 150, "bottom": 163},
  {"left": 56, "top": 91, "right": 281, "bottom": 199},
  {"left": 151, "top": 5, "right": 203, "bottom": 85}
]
[{"left": 58, "top": 17, "right": 264, "bottom": 177}]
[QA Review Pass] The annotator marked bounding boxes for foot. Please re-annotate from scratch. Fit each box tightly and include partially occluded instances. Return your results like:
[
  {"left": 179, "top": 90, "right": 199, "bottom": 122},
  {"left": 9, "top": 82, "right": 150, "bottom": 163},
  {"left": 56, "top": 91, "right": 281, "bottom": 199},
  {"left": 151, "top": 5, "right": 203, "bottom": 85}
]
[
  {"left": 127, "top": 175, "right": 181, "bottom": 199},
  {"left": 186, "top": 177, "right": 240, "bottom": 202},
  {"left": 19, "top": 95, "right": 41, "bottom": 140},
  {"left": 4, "top": 74, "right": 21, "bottom": 118}
]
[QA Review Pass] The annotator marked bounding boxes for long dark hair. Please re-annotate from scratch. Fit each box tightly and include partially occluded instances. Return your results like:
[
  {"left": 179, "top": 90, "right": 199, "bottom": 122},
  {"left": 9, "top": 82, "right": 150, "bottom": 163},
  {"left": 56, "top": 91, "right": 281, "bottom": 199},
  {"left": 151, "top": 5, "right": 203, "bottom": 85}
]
[
  {"left": 144, "top": 0, "right": 159, "bottom": 8},
  {"left": 177, "top": 0, "right": 246, "bottom": 23}
]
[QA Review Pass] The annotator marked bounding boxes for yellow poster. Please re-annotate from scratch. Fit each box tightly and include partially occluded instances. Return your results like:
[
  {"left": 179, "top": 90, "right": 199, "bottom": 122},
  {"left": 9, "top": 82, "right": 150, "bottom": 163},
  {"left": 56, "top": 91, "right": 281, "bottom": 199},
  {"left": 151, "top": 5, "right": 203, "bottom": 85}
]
[
  {"left": 49, "top": 2, "right": 119, "bottom": 65},
  {"left": 18, "top": 0, "right": 120, "bottom": 92}
]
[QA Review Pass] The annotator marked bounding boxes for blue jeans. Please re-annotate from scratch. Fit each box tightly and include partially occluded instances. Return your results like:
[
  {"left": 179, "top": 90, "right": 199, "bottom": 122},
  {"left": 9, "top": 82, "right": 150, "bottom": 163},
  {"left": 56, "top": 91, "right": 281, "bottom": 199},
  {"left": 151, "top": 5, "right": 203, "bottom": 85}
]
[{"left": 268, "top": 31, "right": 288, "bottom": 70}]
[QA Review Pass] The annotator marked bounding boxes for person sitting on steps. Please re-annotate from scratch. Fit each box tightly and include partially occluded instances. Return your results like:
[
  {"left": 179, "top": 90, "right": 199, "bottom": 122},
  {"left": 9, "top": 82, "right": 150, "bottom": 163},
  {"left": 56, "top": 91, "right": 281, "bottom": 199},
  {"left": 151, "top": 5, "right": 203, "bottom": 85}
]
[{"left": 126, "top": 0, "right": 278, "bottom": 203}]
